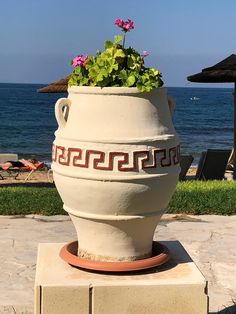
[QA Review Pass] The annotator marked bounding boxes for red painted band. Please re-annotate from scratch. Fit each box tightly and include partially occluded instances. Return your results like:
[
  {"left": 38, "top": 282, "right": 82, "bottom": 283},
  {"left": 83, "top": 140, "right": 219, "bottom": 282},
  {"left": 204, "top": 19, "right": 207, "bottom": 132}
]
[{"left": 52, "top": 144, "right": 180, "bottom": 171}]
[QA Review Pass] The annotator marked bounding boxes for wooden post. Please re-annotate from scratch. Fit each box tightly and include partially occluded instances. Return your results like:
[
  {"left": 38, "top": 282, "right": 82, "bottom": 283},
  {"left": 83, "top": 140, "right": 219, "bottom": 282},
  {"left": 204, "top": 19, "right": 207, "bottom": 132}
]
[{"left": 233, "top": 82, "right": 236, "bottom": 180}]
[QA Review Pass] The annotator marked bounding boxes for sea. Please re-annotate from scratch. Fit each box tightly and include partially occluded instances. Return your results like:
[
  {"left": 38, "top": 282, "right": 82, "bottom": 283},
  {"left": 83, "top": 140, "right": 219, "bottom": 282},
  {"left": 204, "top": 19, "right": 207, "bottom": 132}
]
[{"left": 0, "top": 83, "right": 234, "bottom": 166}]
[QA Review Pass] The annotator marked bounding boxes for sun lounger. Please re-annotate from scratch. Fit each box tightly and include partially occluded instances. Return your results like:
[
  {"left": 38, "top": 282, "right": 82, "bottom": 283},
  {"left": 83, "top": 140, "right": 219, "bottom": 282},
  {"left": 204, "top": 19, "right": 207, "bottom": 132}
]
[
  {"left": 0, "top": 155, "right": 45, "bottom": 182},
  {"left": 23, "top": 162, "right": 45, "bottom": 182},
  {"left": 226, "top": 149, "right": 235, "bottom": 171},
  {"left": 47, "top": 168, "right": 54, "bottom": 183},
  {"left": 0, "top": 154, "right": 19, "bottom": 179},
  {"left": 195, "top": 149, "right": 231, "bottom": 180},
  {"left": 179, "top": 155, "right": 194, "bottom": 181}
]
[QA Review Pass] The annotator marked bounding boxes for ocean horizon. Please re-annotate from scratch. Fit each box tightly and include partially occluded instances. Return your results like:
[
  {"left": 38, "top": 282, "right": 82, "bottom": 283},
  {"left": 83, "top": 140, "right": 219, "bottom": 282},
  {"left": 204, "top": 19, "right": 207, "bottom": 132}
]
[{"left": 0, "top": 83, "right": 234, "bottom": 166}]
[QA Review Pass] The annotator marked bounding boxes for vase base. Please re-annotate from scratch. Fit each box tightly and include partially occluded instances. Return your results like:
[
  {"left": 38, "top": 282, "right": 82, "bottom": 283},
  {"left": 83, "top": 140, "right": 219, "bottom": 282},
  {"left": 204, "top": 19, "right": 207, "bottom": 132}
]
[
  {"left": 78, "top": 248, "right": 152, "bottom": 262},
  {"left": 59, "top": 241, "right": 170, "bottom": 273}
]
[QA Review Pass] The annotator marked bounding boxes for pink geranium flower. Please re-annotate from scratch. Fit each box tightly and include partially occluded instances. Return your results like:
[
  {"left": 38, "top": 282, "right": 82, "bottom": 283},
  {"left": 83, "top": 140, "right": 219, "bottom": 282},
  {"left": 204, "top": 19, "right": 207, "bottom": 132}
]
[
  {"left": 72, "top": 54, "right": 88, "bottom": 68},
  {"left": 114, "top": 19, "right": 123, "bottom": 28},
  {"left": 114, "top": 18, "right": 134, "bottom": 32},
  {"left": 141, "top": 51, "right": 149, "bottom": 58}
]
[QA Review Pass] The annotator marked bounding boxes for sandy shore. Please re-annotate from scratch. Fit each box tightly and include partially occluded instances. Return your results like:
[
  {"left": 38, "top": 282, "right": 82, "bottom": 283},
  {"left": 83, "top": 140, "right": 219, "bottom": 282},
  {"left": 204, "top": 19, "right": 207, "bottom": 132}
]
[
  {"left": 0, "top": 169, "right": 53, "bottom": 186},
  {"left": 0, "top": 167, "right": 198, "bottom": 186},
  {"left": 1, "top": 167, "right": 233, "bottom": 186}
]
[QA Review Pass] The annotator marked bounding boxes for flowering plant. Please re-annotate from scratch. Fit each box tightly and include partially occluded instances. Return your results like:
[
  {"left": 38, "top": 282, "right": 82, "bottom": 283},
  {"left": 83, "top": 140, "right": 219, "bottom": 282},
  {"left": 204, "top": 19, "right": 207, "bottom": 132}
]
[{"left": 68, "top": 19, "right": 163, "bottom": 92}]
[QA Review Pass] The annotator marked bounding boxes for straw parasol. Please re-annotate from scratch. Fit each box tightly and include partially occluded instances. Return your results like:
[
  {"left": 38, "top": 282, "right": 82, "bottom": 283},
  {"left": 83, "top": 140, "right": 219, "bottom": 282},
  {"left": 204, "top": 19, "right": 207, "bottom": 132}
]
[
  {"left": 187, "top": 54, "right": 236, "bottom": 179},
  {"left": 37, "top": 75, "right": 70, "bottom": 93}
]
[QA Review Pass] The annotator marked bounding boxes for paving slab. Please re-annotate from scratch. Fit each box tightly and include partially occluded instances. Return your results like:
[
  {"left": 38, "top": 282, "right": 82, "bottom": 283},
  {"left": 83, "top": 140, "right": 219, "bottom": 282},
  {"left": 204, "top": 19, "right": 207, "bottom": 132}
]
[{"left": 0, "top": 214, "right": 236, "bottom": 314}]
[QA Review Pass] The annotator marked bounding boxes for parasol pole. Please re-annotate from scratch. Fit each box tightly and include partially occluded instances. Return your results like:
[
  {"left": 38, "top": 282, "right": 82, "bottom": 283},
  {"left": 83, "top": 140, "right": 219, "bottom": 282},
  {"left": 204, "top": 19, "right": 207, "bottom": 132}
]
[{"left": 234, "top": 82, "right": 236, "bottom": 180}]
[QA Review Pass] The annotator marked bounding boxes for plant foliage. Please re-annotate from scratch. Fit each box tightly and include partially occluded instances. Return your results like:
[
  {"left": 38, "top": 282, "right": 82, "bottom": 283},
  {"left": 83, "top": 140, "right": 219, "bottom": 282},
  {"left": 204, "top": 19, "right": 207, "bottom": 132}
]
[{"left": 68, "top": 19, "right": 163, "bottom": 92}]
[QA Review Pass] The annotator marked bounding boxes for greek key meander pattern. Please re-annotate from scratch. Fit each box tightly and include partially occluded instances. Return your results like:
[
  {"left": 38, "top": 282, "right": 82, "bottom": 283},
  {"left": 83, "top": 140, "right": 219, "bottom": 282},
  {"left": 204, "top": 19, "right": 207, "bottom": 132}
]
[{"left": 52, "top": 144, "right": 180, "bottom": 172}]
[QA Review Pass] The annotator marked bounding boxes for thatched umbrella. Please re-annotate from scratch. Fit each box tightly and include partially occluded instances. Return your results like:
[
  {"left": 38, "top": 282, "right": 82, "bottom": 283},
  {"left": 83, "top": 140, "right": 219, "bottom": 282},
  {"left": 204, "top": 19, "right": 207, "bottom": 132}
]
[
  {"left": 187, "top": 54, "right": 236, "bottom": 179},
  {"left": 37, "top": 75, "right": 70, "bottom": 93}
]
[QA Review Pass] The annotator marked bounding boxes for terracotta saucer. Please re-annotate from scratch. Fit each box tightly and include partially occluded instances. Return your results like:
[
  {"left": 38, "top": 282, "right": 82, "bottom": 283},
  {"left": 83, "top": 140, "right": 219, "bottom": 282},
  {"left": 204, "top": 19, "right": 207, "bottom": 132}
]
[{"left": 59, "top": 241, "right": 170, "bottom": 272}]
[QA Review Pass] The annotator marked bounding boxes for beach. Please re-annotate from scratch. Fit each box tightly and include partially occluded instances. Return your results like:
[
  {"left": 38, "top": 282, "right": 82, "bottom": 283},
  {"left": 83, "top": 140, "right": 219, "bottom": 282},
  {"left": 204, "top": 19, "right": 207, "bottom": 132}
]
[
  {"left": 0, "top": 167, "right": 197, "bottom": 185},
  {"left": 0, "top": 169, "right": 53, "bottom": 186},
  {"left": 1, "top": 167, "right": 233, "bottom": 186}
]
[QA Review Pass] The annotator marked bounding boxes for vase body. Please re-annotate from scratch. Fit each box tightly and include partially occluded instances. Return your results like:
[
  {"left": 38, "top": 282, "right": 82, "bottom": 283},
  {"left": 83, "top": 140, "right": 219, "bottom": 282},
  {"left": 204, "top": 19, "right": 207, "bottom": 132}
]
[{"left": 52, "top": 86, "right": 180, "bottom": 261}]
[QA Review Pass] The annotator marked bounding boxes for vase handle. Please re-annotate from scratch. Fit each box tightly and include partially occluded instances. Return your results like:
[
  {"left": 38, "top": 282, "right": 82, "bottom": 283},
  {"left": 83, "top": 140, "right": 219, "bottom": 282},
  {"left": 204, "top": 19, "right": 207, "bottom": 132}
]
[
  {"left": 167, "top": 96, "right": 175, "bottom": 117},
  {"left": 55, "top": 98, "right": 71, "bottom": 130}
]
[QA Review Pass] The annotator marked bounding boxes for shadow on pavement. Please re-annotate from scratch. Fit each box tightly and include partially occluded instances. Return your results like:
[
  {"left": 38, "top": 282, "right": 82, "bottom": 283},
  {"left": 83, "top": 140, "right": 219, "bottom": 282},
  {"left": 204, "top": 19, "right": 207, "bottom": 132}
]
[
  {"left": 0, "top": 182, "right": 55, "bottom": 188},
  {"left": 210, "top": 303, "right": 236, "bottom": 314}
]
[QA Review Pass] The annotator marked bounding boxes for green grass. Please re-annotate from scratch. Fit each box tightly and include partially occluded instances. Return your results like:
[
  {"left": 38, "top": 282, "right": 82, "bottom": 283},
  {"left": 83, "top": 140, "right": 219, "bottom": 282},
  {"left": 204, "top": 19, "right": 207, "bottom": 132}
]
[
  {"left": 0, "top": 186, "right": 64, "bottom": 216},
  {"left": 0, "top": 181, "right": 236, "bottom": 216},
  {"left": 168, "top": 180, "right": 236, "bottom": 215}
]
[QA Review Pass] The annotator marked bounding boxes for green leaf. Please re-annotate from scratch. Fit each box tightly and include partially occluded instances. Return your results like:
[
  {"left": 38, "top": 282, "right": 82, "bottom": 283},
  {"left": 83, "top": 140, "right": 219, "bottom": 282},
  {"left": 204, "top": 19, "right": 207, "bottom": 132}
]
[
  {"left": 97, "top": 58, "right": 105, "bottom": 67},
  {"left": 114, "top": 49, "right": 125, "bottom": 59},
  {"left": 118, "top": 69, "right": 128, "bottom": 81},
  {"left": 126, "top": 75, "right": 136, "bottom": 87},
  {"left": 79, "top": 77, "right": 89, "bottom": 86},
  {"left": 127, "top": 54, "right": 141, "bottom": 70},
  {"left": 96, "top": 69, "right": 109, "bottom": 82},
  {"left": 68, "top": 77, "right": 76, "bottom": 86},
  {"left": 127, "top": 56, "right": 135, "bottom": 69},
  {"left": 114, "top": 35, "right": 123, "bottom": 45},
  {"left": 104, "top": 40, "right": 113, "bottom": 49},
  {"left": 103, "top": 48, "right": 113, "bottom": 58},
  {"left": 74, "top": 66, "right": 82, "bottom": 74}
]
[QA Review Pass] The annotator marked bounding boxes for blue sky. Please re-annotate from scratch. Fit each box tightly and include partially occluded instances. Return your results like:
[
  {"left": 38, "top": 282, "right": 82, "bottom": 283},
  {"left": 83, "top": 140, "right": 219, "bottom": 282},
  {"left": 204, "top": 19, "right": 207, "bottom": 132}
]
[{"left": 1, "top": 0, "right": 236, "bottom": 87}]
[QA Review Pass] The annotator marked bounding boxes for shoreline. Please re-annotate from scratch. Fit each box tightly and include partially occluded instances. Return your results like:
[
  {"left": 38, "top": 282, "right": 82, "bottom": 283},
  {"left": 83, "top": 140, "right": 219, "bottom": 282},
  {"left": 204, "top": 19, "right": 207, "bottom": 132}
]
[
  {"left": 0, "top": 166, "right": 233, "bottom": 186},
  {"left": 0, "top": 169, "right": 53, "bottom": 185},
  {"left": 0, "top": 167, "right": 198, "bottom": 185}
]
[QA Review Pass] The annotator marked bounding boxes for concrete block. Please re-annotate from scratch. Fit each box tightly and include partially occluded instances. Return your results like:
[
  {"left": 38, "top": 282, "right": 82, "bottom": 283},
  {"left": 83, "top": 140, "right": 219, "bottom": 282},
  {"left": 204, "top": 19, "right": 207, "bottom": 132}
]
[
  {"left": 93, "top": 284, "right": 207, "bottom": 314},
  {"left": 34, "top": 241, "right": 208, "bottom": 314},
  {"left": 41, "top": 286, "right": 89, "bottom": 314},
  {"left": 34, "top": 244, "right": 90, "bottom": 314}
]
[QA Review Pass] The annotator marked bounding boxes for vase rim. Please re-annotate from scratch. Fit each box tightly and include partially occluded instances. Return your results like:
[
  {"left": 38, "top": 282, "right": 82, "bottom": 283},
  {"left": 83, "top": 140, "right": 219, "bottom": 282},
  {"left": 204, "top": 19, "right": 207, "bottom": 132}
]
[{"left": 68, "top": 86, "right": 166, "bottom": 95}]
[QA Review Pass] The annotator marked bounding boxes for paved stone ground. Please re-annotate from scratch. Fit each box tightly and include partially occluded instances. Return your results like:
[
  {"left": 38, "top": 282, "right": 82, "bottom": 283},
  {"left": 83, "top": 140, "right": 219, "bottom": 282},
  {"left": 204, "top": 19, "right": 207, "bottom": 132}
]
[{"left": 0, "top": 214, "right": 236, "bottom": 314}]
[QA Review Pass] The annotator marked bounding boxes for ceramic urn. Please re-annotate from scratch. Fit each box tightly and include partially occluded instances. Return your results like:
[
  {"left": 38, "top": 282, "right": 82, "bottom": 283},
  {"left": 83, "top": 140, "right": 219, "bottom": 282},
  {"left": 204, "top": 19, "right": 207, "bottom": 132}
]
[{"left": 52, "top": 86, "right": 180, "bottom": 262}]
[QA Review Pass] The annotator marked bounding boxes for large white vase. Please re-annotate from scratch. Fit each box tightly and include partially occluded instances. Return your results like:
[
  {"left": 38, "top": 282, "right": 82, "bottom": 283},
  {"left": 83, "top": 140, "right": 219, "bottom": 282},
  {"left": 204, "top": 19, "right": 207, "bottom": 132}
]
[{"left": 52, "top": 86, "right": 180, "bottom": 262}]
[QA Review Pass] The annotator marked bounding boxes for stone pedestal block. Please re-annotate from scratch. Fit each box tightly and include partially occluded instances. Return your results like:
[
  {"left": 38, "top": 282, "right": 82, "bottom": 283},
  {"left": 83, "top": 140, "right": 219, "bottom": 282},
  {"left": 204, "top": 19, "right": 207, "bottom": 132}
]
[{"left": 34, "top": 241, "right": 208, "bottom": 314}]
